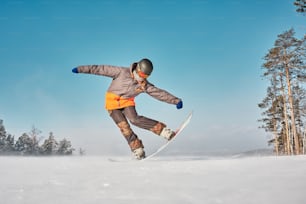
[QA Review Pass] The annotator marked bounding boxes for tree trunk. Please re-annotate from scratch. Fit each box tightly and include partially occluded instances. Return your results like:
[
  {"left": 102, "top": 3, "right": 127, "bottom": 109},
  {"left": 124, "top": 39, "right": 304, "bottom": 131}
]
[
  {"left": 303, "top": 132, "right": 306, "bottom": 154},
  {"left": 285, "top": 65, "right": 300, "bottom": 154},
  {"left": 280, "top": 74, "right": 291, "bottom": 155},
  {"left": 273, "top": 119, "right": 279, "bottom": 155}
]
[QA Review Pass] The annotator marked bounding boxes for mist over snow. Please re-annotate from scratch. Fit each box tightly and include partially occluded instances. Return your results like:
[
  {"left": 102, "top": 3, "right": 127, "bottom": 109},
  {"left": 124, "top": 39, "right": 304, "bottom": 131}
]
[{"left": 1, "top": 155, "right": 305, "bottom": 204}]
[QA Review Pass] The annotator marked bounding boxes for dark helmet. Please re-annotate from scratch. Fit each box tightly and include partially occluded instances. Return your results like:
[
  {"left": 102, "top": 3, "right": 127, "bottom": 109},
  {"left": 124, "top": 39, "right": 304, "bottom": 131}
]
[{"left": 137, "top": 58, "right": 153, "bottom": 76}]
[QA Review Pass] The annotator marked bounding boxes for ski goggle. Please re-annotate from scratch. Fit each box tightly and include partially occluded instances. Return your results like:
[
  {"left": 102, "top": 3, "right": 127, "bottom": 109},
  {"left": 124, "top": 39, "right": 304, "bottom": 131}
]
[{"left": 136, "top": 68, "right": 149, "bottom": 79}]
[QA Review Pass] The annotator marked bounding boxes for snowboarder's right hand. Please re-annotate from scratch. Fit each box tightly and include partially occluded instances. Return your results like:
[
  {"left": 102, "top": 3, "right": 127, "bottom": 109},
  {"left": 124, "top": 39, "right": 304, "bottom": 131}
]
[{"left": 72, "top": 67, "right": 78, "bottom": 73}]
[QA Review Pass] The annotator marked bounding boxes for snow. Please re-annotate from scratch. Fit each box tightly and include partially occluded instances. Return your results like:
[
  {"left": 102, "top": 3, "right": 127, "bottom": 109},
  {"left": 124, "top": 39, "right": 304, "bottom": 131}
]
[{"left": 1, "top": 155, "right": 306, "bottom": 204}]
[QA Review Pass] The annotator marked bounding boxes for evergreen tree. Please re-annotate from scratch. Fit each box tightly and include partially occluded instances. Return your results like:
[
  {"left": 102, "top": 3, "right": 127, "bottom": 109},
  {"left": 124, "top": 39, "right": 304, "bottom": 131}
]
[
  {"left": 5, "top": 134, "right": 15, "bottom": 153},
  {"left": 57, "top": 139, "right": 75, "bottom": 155},
  {"left": 260, "top": 28, "right": 306, "bottom": 155},
  {"left": 294, "top": 0, "right": 306, "bottom": 14},
  {"left": 258, "top": 75, "right": 285, "bottom": 155},
  {"left": 15, "top": 133, "right": 34, "bottom": 155},
  {"left": 0, "top": 119, "right": 7, "bottom": 153},
  {"left": 0, "top": 120, "right": 15, "bottom": 154},
  {"left": 0, "top": 120, "right": 6, "bottom": 137},
  {"left": 41, "top": 132, "right": 58, "bottom": 155}
]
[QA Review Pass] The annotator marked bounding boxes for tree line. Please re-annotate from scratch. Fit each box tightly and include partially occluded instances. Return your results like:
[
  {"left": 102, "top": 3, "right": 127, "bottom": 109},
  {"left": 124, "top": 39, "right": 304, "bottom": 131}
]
[
  {"left": 0, "top": 119, "right": 75, "bottom": 156},
  {"left": 258, "top": 2, "right": 306, "bottom": 155}
]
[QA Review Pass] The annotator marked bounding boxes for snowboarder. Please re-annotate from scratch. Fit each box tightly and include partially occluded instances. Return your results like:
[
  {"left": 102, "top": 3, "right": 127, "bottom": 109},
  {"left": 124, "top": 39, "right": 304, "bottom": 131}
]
[{"left": 72, "top": 58, "right": 183, "bottom": 159}]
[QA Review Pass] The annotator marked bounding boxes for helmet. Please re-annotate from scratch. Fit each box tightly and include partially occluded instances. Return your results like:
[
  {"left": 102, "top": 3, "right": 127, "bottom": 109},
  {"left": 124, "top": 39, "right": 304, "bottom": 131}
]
[{"left": 137, "top": 58, "right": 153, "bottom": 76}]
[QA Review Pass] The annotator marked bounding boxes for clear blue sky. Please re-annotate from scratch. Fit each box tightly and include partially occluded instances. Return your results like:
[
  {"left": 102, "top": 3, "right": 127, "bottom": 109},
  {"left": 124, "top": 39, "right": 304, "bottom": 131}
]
[{"left": 0, "top": 0, "right": 305, "bottom": 155}]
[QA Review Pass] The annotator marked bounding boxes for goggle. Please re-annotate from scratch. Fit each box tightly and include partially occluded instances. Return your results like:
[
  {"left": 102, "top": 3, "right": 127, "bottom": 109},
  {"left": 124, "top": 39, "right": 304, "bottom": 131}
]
[{"left": 136, "top": 68, "right": 149, "bottom": 79}]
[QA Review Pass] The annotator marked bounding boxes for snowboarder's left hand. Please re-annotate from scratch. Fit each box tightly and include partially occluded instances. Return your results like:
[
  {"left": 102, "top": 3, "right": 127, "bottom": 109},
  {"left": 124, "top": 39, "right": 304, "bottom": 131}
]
[{"left": 176, "top": 100, "right": 183, "bottom": 109}]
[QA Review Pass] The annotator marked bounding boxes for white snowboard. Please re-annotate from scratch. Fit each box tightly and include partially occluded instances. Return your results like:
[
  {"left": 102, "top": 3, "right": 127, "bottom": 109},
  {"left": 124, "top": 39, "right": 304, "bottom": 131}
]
[{"left": 142, "top": 111, "right": 193, "bottom": 160}]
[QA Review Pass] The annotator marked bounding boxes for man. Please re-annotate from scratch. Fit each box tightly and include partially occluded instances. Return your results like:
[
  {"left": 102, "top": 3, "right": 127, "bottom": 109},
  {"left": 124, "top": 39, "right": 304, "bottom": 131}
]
[{"left": 72, "top": 58, "right": 183, "bottom": 159}]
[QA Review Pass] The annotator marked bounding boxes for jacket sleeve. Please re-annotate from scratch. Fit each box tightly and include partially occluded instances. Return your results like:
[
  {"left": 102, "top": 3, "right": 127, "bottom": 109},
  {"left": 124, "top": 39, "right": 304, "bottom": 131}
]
[
  {"left": 77, "top": 65, "right": 124, "bottom": 78},
  {"left": 146, "top": 82, "right": 181, "bottom": 105}
]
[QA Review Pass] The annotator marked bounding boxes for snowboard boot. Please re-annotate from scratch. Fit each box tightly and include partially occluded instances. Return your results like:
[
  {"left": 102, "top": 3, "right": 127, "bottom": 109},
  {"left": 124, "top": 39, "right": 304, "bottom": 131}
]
[
  {"left": 159, "top": 127, "right": 176, "bottom": 141},
  {"left": 133, "top": 147, "right": 146, "bottom": 160}
]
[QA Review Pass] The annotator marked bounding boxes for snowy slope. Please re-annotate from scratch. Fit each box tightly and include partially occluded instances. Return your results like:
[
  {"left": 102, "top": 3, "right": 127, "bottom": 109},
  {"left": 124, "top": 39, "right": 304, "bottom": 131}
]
[{"left": 0, "top": 155, "right": 305, "bottom": 204}]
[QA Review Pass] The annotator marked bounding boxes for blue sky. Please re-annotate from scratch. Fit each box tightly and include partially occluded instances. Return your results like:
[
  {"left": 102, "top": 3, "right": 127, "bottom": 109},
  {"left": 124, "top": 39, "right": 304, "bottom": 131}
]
[{"left": 0, "top": 0, "right": 305, "bottom": 155}]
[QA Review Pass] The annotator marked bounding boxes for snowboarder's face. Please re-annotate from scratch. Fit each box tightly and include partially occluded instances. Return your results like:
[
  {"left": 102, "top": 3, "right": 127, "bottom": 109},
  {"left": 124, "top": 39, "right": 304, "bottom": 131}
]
[
  {"left": 133, "top": 69, "right": 148, "bottom": 83},
  {"left": 133, "top": 70, "right": 145, "bottom": 83}
]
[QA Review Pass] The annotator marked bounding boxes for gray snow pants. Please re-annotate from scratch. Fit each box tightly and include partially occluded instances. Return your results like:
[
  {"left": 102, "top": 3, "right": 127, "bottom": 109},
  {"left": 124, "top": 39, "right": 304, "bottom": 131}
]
[{"left": 108, "top": 106, "right": 166, "bottom": 151}]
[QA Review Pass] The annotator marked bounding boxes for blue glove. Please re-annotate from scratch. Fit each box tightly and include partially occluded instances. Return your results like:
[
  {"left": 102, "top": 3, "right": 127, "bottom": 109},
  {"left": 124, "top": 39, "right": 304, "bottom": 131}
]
[
  {"left": 176, "top": 100, "right": 183, "bottom": 109},
  {"left": 72, "top": 67, "right": 78, "bottom": 73}
]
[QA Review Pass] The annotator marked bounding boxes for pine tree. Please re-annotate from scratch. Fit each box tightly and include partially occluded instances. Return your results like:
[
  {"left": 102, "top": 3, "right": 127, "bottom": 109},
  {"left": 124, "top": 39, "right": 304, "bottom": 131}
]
[
  {"left": 57, "top": 139, "right": 75, "bottom": 155},
  {"left": 0, "top": 120, "right": 16, "bottom": 154},
  {"left": 258, "top": 74, "right": 285, "bottom": 154},
  {"left": 260, "top": 28, "right": 306, "bottom": 155},
  {"left": 5, "top": 134, "right": 15, "bottom": 153},
  {"left": 294, "top": 0, "right": 306, "bottom": 14},
  {"left": 41, "top": 132, "right": 58, "bottom": 155},
  {"left": 15, "top": 133, "right": 33, "bottom": 155},
  {"left": 0, "top": 120, "right": 7, "bottom": 153}
]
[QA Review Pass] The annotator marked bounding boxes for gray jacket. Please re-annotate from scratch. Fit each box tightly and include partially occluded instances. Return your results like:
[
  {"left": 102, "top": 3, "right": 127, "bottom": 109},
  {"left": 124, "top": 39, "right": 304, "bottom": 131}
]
[{"left": 77, "top": 63, "right": 181, "bottom": 105}]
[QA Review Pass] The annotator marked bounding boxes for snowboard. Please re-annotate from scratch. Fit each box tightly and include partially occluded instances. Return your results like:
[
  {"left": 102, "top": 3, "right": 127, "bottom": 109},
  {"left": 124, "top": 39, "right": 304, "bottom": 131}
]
[{"left": 142, "top": 111, "right": 193, "bottom": 160}]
